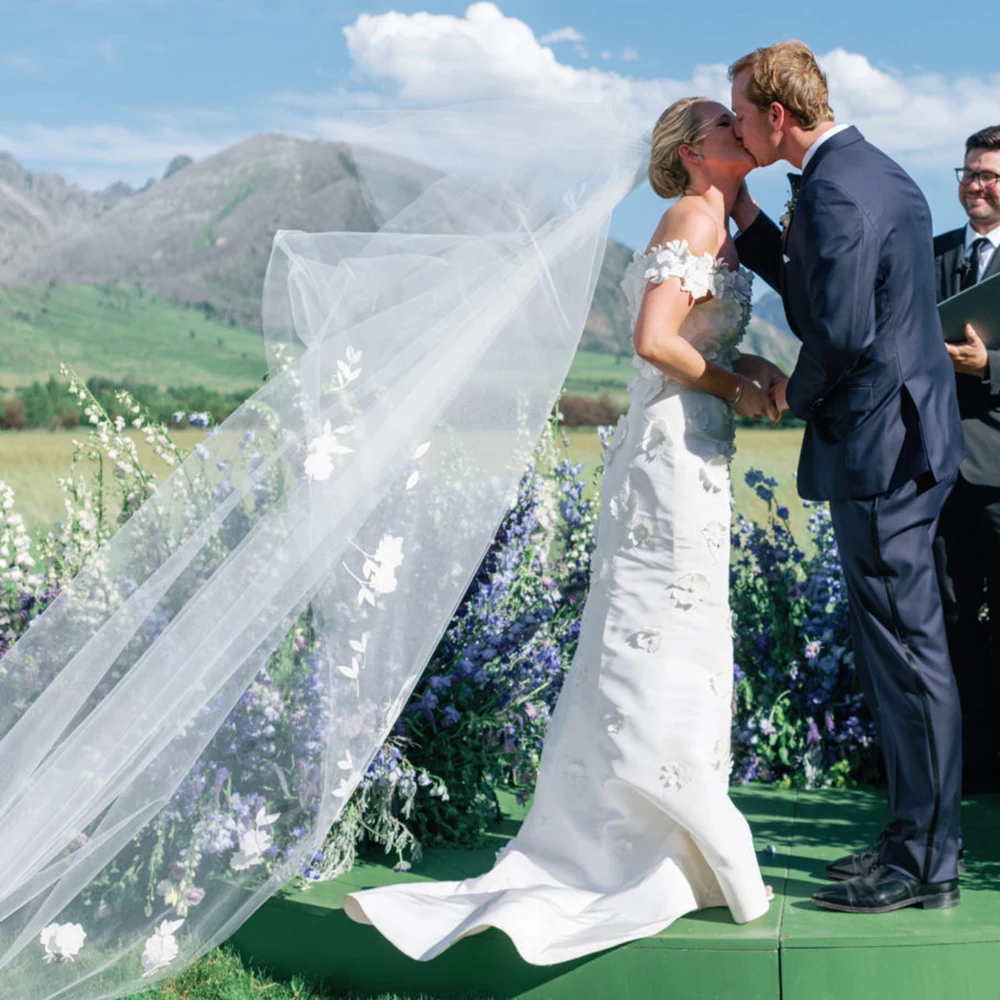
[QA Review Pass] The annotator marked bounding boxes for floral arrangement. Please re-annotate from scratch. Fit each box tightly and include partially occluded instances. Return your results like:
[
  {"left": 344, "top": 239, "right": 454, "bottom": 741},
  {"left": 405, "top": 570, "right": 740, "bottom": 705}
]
[
  {"left": 729, "top": 470, "right": 878, "bottom": 787},
  {"left": 0, "top": 377, "right": 878, "bottom": 978}
]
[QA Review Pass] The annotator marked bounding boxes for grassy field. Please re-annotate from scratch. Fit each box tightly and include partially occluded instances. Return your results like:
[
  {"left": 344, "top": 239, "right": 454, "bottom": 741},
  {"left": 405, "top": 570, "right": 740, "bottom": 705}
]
[
  {"left": 0, "top": 425, "right": 807, "bottom": 544},
  {"left": 0, "top": 284, "right": 268, "bottom": 392},
  {"left": 0, "top": 428, "right": 209, "bottom": 530}
]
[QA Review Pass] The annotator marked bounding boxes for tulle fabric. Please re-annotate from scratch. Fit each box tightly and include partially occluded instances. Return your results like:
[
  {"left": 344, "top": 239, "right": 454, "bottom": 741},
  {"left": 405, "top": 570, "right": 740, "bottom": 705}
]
[{"left": 0, "top": 102, "right": 644, "bottom": 998}]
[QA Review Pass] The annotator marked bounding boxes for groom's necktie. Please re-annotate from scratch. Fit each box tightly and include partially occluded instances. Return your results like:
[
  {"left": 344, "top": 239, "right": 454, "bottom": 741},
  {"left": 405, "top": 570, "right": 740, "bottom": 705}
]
[{"left": 960, "top": 237, "right": 990, "bottom": 291}]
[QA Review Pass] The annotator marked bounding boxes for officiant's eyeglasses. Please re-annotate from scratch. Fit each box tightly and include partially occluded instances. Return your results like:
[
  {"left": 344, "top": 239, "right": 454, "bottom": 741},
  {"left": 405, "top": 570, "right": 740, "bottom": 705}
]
[{"left": 956, "top": 168, "right": 1000, "bottom": 188}]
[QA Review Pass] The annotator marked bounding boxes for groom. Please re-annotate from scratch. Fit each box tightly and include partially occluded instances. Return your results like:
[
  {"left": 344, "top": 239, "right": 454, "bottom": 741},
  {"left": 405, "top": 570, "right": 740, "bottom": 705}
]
[{"left": 729, "top": 40, "right": 967, "bottom": 913}]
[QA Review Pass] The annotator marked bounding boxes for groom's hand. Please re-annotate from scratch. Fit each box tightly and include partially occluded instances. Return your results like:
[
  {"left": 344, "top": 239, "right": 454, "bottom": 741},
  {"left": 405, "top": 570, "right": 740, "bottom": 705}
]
[
  {"left": 732, "top": 181, "right": 760, "bottom": 234},
  {"left": 770, "top": 378, "right": 789, "bottom": 426},
  {"left": 947, "top": 324, "right": 989, "bottom": 378}
]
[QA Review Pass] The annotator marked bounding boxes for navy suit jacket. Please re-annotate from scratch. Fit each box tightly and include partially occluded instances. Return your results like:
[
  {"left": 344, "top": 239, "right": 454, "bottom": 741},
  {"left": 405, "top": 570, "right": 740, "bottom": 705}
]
[{"left": 736, "top": 126, "right": 965, "bottom": 501}]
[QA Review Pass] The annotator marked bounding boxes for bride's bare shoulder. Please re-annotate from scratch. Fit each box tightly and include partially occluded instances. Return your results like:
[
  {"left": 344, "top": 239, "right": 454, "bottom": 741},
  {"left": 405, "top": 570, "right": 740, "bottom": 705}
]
[{"left": 645, "top": 200, "right": 723, "bottom": 258}]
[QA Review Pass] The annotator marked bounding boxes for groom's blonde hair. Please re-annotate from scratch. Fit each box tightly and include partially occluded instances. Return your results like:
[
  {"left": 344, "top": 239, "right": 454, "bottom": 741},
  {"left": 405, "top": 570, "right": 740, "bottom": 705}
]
[{"left": 728, "top": 41, "right": 833, "bottom": 130}]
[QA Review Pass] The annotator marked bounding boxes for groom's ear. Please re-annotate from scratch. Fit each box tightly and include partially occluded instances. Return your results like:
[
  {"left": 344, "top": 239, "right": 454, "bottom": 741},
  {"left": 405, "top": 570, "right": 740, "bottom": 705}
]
[{"left": 768, "top": 102, "right": 787, "bottom": 132}]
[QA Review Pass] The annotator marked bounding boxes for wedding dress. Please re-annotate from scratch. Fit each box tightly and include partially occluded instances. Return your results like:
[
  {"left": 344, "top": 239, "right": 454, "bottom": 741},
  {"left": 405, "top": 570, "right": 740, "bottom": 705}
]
[{"left": 343, "top": 240, "right": 771, "bottom": 965}]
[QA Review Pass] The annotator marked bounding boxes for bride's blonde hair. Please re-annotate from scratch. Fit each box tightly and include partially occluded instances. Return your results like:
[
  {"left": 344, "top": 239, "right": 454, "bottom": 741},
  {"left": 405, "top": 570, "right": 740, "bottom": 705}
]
[{"left": 648, "top": 97, "right": 714, "bottom": 199}]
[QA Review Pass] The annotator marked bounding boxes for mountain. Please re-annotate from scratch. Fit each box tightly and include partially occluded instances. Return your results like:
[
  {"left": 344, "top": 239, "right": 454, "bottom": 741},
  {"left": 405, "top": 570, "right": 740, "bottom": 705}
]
[
  {"left": 0, "top": 155, "right": 129, "bottom": 270},
  {"left": 744, "top": 291, "right": 800, "bottom": 374},
  {"left": 0, "top": 135, "right": 419, "bottom": 329},
  {"left": 0, "top": 139, "right": 799, "bottom": 374},
  {"left": 0, "top": 137, "right": 635, "bottom": 346}
]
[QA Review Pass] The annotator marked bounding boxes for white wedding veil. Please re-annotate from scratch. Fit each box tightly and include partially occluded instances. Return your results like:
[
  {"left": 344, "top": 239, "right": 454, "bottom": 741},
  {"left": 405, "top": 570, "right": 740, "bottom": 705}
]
[{"left": 0, "top": 101, "right": 645, "bottom": 999}]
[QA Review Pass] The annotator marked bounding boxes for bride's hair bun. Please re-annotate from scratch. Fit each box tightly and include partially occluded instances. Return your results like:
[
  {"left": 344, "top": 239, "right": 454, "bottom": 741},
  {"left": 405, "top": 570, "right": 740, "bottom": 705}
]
[{"left": 648, "top": 97, "right": 714, "bottom": 200}]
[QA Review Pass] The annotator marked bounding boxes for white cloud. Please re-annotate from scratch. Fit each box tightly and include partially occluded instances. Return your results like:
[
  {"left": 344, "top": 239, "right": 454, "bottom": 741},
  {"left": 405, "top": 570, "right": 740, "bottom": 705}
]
[
  {"left": 0, "top": 121, "right": 238, "bottom": 189},
  {"left": 338, "top": 7, "right": 1000, "bottom": 167},
  {"left": 341, "top": 3, "right": 721, "bottom": 117},
  {"left": 1, "top": 53, "right": 36, "bottom": 73},
  {"left": 538, "top": 26, "right": 584, "bottom": 44},
  {"left": 821, "top": 49, "right": 1000, "bottom": 166}
]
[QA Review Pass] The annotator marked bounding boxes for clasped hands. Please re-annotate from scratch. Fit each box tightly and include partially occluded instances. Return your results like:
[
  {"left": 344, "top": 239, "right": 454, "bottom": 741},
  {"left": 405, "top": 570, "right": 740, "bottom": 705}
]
[{"left": 730, "top": 355, "right": 789, "bottom": 427}]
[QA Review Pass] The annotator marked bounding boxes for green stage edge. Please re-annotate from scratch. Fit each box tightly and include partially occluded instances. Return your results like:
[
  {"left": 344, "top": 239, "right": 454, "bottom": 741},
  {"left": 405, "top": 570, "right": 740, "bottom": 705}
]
[{"left": 229, "top": 788, "right": 1000, "bottom": 1000}]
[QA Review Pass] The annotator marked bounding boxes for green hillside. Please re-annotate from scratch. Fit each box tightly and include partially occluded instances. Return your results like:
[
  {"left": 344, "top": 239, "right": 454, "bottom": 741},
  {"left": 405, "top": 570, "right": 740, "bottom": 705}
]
[{"left": 0, "top": 283, "right": 268, "bottom": 391}]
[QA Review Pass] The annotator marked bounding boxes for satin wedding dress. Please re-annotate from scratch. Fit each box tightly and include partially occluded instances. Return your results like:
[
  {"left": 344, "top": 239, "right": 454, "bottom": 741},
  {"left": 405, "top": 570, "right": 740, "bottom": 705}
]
[{"left": 344, "top": 240, "right": 771, "bottom": 965}]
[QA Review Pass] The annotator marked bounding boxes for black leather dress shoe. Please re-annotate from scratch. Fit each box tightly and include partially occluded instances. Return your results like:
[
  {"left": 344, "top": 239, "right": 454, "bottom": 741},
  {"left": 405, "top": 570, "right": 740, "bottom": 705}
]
[
  {"left": 812, "top": 865, "right": 960, "bottom": 913},
  {"left": 825, "top": 824, "right": 965, "bottom": 881}
]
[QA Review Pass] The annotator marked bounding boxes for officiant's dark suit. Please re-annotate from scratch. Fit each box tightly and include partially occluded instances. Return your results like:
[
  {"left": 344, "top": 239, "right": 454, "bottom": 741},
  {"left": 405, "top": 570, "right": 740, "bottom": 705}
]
[
  {"left": 737, "top": 125, "right": 967, "bottom": 887},
  {"left": 932, "top": 130, "right": 1000, "bottom": 794}
]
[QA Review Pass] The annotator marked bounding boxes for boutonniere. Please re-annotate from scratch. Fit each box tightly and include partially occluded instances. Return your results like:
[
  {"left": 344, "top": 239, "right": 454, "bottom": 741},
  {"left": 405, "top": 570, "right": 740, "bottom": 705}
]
[{"left": 780, "top": 172, "right": 803, "bottom": 235}]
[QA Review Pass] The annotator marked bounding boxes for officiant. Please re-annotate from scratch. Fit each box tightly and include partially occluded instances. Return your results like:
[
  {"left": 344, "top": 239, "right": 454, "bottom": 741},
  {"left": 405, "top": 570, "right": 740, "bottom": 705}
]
[{"left": 933, "top": 124, "right": 1000, "bottom": 794}]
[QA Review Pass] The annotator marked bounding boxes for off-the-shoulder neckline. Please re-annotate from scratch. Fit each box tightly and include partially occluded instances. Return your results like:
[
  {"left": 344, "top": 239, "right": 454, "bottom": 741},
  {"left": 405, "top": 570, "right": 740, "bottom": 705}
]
[{"left": 635, "top": 240, "right": 746, "bottom": 279}]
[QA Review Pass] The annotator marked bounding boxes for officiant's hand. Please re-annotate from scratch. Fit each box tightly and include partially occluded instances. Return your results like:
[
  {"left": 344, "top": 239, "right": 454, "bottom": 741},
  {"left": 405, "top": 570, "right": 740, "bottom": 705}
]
[{"left": 947, "top": 324, "right": 989, "bottom": 378}]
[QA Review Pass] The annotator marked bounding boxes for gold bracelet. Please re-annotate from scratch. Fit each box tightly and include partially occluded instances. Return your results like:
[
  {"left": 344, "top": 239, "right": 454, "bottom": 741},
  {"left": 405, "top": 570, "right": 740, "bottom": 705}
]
[{"left": 727, "top": 374, "right": 745, "bottom": 406}]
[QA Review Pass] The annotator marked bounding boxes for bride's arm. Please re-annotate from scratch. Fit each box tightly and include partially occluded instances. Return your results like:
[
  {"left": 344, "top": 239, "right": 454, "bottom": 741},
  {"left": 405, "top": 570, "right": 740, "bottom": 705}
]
[{"left": 634, "top": 215, "right": 779, "bottom": 422}]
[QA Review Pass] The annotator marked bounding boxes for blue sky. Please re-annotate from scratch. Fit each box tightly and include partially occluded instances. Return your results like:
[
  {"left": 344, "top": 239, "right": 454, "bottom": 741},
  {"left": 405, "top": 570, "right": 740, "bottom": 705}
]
[{"left": 3, "top": 0, "right": 999, "bottom": 249}]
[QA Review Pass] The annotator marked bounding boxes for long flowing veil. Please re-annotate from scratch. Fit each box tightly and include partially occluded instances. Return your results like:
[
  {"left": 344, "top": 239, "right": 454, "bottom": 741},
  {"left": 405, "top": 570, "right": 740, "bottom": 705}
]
[{"left": 0, "top": 101, "right": 646, "bottom": 999}]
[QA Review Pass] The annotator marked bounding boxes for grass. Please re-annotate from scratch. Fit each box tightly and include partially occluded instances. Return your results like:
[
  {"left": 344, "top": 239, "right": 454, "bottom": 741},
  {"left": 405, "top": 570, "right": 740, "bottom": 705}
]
[
  {"left": 0, "top": 284, "right": 268, "bottom": 391},
  {"left": 0, "top": 428, "right": 208, "bottom": 530},
  {"left": 0, "top": 426, "right": 807, "bottom": 542},
  {"left": 136, "top": 945, "right": 443, "bottom": 1000}
]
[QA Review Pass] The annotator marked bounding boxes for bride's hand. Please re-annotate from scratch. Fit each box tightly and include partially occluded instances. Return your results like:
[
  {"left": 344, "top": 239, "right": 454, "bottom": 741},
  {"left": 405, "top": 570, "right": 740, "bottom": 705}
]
[{"left": 730, "top": 378, "right": 780, "bottom": 424}]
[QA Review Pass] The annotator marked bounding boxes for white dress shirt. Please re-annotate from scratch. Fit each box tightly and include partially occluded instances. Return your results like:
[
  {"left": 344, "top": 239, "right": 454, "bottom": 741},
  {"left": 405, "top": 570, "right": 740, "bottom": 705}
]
[
  {"left": 800, "top": 123, "right": 851, "bottom": 173},
  {"left": 964, "top": 221, "right": 1000, "bottom": 281}
]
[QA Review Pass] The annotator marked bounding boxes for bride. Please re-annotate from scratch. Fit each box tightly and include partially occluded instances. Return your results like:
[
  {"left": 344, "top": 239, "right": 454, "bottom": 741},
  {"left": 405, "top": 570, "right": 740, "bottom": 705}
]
[{"left": 343, "top": 97, "right": 788, "bottom": 965}]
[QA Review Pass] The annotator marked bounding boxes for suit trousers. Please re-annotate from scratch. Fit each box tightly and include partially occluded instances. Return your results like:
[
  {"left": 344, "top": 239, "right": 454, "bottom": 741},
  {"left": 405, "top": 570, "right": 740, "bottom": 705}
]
[
  {"left": 933, "top": 474, "right": 1000, "bottom": 782},
  {"left": 830, "top": 472, "right": 962, "bottom": 884}
]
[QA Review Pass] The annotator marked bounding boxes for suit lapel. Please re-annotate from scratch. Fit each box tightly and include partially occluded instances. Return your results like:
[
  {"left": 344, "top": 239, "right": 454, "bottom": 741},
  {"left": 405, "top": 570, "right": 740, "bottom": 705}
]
[
  {"left": 943, "top": 242, "right": 965, "bottom": 299},
  {"left": 778, "top": 128, "right": 863, "bottom": 340}
]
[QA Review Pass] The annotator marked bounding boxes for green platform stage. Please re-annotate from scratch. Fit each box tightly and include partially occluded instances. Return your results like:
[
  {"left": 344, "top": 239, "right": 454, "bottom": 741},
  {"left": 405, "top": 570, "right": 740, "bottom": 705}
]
[{"left": 230, "top": 789, "right": 1000, "bottom": 1000}]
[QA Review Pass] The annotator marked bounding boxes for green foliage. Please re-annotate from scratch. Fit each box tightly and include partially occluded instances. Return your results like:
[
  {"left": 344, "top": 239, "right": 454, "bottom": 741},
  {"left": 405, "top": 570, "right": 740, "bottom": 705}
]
[
  {"left": 0, "top": 283, "right": 267, "bottom": 391},
  {"left": 0, "top": 374, "right": 256, "bottom": 430}
]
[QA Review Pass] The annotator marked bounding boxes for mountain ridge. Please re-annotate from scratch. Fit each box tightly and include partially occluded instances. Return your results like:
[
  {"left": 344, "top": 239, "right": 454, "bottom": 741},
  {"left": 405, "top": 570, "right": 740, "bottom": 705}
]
[{"left": 0, "top": 140, "right": 798, "bottom": 369}]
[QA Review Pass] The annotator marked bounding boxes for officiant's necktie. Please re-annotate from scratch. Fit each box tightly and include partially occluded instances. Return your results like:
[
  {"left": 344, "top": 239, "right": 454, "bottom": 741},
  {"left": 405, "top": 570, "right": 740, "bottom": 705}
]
[{"left": 960, "top": 237, "right": 990, "bottom": 291}]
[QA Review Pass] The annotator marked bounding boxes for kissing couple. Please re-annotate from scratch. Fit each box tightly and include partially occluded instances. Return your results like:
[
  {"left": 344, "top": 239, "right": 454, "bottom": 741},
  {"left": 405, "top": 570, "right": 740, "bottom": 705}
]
[{"left": 344, "top": 39, "right": 966, "bottom": 963}]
